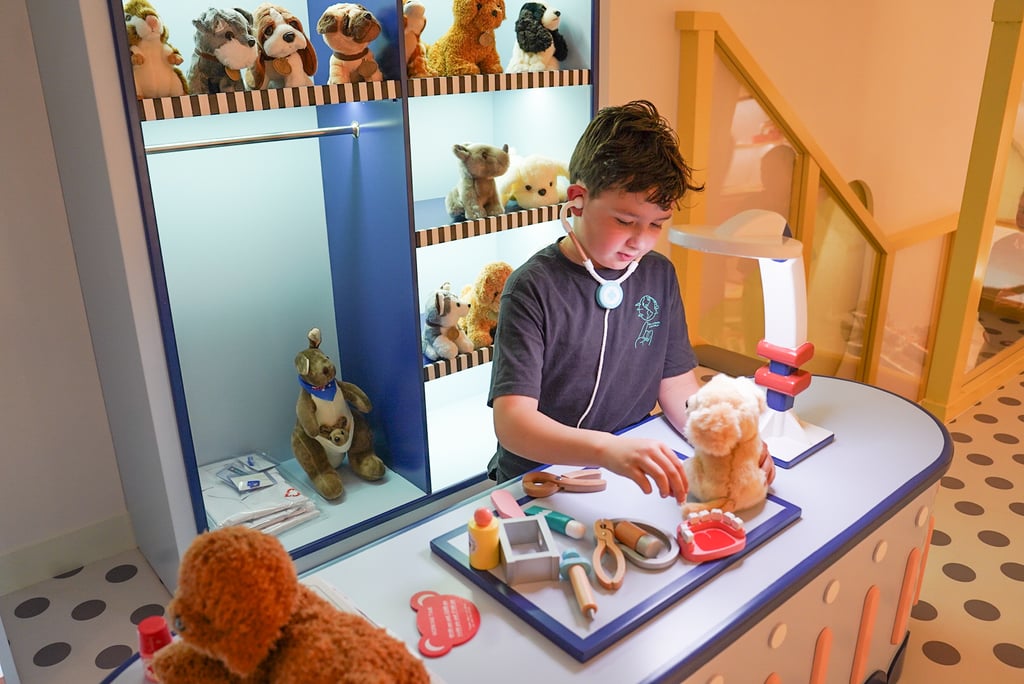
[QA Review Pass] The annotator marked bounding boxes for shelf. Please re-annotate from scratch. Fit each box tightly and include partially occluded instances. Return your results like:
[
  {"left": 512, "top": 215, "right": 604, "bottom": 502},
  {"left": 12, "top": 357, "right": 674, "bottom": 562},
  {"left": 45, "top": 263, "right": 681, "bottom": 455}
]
[
  {"left": 135, "top": 70, "right": 591, "bottom": 122},
  {"left": 408, "top": 69, "right": 590, "bottom": 97},
  {"left": 136, "top": 80, "right": 401, "bottom": 122},
  {"left": 423, "top": 346, "right": 494, "bottom": 382},
  {"left": 415, "top": 199, "right": 561, "bottom": 248}
]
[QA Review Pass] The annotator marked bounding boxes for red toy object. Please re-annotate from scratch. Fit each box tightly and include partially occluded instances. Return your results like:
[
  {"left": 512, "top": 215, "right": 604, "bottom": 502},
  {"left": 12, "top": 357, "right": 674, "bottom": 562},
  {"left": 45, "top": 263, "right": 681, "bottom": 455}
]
[
  {"left": 677, "top": 509, "right": 747, "bottom": 563},
  {"left": 410, "top": 591, "right": 481, "bottom": 657}
]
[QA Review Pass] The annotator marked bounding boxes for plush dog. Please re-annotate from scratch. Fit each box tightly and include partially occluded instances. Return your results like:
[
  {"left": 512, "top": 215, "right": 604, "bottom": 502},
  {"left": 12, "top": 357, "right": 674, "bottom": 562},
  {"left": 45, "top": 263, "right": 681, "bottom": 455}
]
[
  {"left": 291, "top": 328, "right": 385, "bottom": 501},
  {"left": 427, "top": 0, "right": 506, "bottom": 76},
  {"left": 459, "top": 261, "right": 512, "bottom": 348},
  {"left": 445, "top": 142, "right": 510, "bottom": 220},
  {"left": 124, "top": 0, "right": 188, "bottom": 98},
  {"left": 247, "top": 3, "right": 318, "bottom": 89},
  {"left": 152, "top": 526, "right": 431, "bottom": 683},
  {"left": 506, "top": 2, "right": 567, "bottom": 72},
  {"left": 317, "top": 4, "right": 384, "bottom": 84},
  {"left": 423, "top": 283, "right": 474, "bottom": 361},
  {"left": 403, "top": 0, "right": 433, "bottom": 77},
  {"left": 186, "top": 8, "right": 258, "bottom": 94},
  {"left": 497, "top": 152, "right": 569, "bottom": 208},
  {"left": 682, "top": 374, "right": 770, "bottom": 515}
]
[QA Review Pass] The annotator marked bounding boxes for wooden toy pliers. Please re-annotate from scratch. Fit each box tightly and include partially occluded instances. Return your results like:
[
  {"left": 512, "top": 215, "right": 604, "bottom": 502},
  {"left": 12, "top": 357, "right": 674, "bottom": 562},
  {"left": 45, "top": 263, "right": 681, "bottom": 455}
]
[
  {"left": 522, "top": 469, "right": 607, "bottom": 498},
  {"left": 592, "top": 519, "right": 625, "bottom": 590}
]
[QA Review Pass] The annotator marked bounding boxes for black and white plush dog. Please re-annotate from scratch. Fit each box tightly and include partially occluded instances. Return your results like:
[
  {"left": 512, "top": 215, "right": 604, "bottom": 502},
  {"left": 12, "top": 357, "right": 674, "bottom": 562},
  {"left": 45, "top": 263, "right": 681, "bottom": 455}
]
[
  {"left": 506, "top": 2, "right": 567, "bottom": 72},
  {"left": 187, "top": 8, "right": 258, "bottom": 94}
]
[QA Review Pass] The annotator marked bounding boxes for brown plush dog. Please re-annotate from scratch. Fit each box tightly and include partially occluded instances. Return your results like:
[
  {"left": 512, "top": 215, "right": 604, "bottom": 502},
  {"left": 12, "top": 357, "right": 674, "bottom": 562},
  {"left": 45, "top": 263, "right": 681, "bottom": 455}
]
[
  {"left": 247, "top": 3, "right": 318, "bottom": 89},
  {"left": 317, "top": 3, "right": 383, "bottom": 84},
  {"left": 152, "top": 526, "right": 431, "bottom": 683},
  {"left": 460, "top": 261, "right": 512, "bottom": 348},
  {"left": 427, "top": 0, "right": 506, "bottom": 76},
  {"left": 291, "top": 327, "right": 385, "bottom": 500}
]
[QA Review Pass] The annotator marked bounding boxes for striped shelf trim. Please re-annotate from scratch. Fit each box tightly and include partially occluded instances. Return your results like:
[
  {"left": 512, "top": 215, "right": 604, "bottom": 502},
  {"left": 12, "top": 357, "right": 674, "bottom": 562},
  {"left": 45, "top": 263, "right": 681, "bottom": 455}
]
[
  {"left": 408, "top": 69, "right": 590, "bottom": 97},
  {"left": 423, "top": 346, "right": 494, "bottom": 382},
  {"left": 416, "top": 204, "right": 560, "bottom": 248},
  {"left": 136, "top": 80, "right": 400, "bottom": 121}
]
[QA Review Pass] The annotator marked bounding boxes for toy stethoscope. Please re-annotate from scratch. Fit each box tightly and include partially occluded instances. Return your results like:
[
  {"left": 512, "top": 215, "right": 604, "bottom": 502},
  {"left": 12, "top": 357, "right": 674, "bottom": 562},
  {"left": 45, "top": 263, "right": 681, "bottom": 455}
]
[
  {"left": 560, "top": 197, "right": 639, "bottom": 310},
  {"left": 560, "top": 197, "right": 641, "bottom": 427}
]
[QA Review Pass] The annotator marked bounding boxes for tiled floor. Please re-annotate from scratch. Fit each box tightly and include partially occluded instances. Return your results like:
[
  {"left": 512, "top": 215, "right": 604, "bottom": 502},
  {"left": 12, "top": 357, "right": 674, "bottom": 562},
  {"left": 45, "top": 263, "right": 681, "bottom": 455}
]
[{"left": 1, "top": 372, "right": 1023, "bottom": 683}]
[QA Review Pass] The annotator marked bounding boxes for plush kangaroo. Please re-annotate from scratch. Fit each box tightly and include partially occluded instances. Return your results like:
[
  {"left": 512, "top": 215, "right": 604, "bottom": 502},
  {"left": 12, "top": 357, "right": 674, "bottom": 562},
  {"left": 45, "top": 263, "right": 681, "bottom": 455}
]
[{"left": 291, "top": 328, "right": 385, "bottom": 500}]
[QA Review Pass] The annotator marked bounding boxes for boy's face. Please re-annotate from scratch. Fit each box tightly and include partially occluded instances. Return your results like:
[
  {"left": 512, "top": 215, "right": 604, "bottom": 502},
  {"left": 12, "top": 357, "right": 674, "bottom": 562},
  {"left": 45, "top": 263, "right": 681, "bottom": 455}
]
[{"left": 571, "top": 185, "right": 672, "bottom": 270}]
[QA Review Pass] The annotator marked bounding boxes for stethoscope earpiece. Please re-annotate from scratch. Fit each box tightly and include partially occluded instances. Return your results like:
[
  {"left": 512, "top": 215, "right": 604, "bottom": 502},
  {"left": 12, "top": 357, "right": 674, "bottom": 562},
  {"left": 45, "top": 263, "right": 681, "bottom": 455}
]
[{"left": 559, "top": 199, "right": 639, "bottom": 310}]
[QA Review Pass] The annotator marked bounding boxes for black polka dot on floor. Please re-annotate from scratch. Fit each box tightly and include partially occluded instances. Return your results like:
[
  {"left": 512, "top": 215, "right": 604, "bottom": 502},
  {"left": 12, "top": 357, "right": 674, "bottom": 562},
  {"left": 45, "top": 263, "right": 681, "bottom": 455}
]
[
  {"left": 105, "top": 564, "right": 138, "bottom": 583},
  {"left": 1001, "top": 562, "right": 1024, "bottom": 581},
  {"left": 922, "top": 640, "right": 961, "bottom": 665},
  {"left": 53, "top": 567, "right": 83, "bottom": 579},
  {"left": 994, "top": 433, "right": 1020, "bottom": 444},
  {"left": 96, "top": 643, "right": 134, "bottom": 670},
  {"left": 911, "top": 600, "right": 938, "bottom": 620},
  {"left": 14, "top": 597, "right": 49, "bottom": 619},
  {"left": 985, "top": 476, "right": 1014, "bottom": 489},
  {"left": 978, "top": 530, "right": 1010, "bottom": 547},
  {"left": 1009, "top": 502, "right": 1024, "bottom": 516},
  {"left": 71, "top": 599, "right": 106, "bottom": 621},
  {"left": 954, "top": 500, "right": 985, "bottom": 515},
  {"left": 942, "top": 563, "right": 977, "bottom": 582},
  {"left": 130, "top": 603, "right": 165, "bottom": 624},
  {"left": 941, "top": 476, "right": 965, "bottom": 489},
  {"left": 993, "top": 643, "right": 1024, "bottom": 668},
  {"left": 964, "top": 599, "right": 1000, "bottom": 621},
  {"left": 33, "top": 641, "right": 71, "bottom": 667},
  {"left": 930, "top": 529, "right": 952, "bottom": 545},
  {"left": 974, "top": 413, "right": 998, "bottom": 424},
  {"left": 967, "top": 453, "right": 994, "bottom": 465}
]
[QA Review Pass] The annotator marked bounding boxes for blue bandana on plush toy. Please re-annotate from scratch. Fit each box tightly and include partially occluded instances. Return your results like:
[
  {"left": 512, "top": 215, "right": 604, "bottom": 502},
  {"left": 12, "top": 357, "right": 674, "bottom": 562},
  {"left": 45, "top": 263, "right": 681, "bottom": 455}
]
[{"left": 298, "top": 376, "right": 338, "bottom": 401}]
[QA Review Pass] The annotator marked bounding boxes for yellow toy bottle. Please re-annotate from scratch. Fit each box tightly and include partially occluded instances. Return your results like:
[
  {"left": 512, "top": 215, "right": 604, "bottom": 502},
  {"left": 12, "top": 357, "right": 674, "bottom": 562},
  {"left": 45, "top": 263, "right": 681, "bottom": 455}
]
[{"left": 468, "top": 507, "right": 500, "bottom": 570}]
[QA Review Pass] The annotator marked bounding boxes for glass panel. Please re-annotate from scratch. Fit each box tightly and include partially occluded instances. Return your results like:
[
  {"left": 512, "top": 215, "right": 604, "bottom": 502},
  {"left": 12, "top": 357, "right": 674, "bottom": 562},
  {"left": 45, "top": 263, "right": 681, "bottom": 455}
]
[
  {"left": 967, "top": 88, "right": 1024, "bottom": 371},
  {"left": 805, "top": 185, "right": 878, "bottom": 379},
  {"left": 694, "top": 54, "right": 798, "bottom": 356},
  {"left": 877, "top": 237, "right": 945, "bottom": 400}
]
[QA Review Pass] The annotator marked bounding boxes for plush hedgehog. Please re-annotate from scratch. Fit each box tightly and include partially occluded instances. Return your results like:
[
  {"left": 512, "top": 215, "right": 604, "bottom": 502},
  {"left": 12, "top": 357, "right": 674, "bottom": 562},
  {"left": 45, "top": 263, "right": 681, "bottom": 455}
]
[
  {"left": 506, "top": 2, "right": 567, "bottom": 72},
  {"left": 125, "top": 0, "right": 188, "bottom": 98},
  {"left": 445, "top": 142, "right": 510, "bottom": 220},
  {"left": 187, "top": 7, "right": 258, "bottom": 94},
  {"left": 423, "top": 283, "right": 474, "bottom": 361}
]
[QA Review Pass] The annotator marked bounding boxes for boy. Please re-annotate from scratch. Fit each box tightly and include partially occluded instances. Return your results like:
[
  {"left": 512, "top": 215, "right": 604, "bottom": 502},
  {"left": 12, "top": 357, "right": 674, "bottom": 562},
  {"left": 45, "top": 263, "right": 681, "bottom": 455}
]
[{"left": 487, "top": 100, "right": 703, "bottom": 501}]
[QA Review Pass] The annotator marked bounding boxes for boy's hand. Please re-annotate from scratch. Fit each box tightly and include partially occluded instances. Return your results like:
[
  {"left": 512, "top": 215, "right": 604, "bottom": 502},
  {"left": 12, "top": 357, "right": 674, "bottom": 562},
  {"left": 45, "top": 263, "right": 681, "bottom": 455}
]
[{"left": 600, "top": 436, "right": 689, "bottom": 502}]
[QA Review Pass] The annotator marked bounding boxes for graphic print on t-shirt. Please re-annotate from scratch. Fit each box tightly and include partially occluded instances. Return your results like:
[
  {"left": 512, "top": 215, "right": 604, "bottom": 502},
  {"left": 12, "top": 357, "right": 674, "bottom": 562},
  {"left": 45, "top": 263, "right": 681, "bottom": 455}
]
[{"left": 633, "top": 294, "right": 661, "bottom": 348}]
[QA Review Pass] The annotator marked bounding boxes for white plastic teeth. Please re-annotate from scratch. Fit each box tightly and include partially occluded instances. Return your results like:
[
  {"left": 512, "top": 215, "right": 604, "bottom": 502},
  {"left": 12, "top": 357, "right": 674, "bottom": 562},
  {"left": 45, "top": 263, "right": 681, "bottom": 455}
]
[
  {"left": 724, "top": 512, "right": 744, "bottom": 529},
  {"left": 680, "top": 526, "right": 695, "bottom": 544},
  {"left": 710, "top": 508, "right": 724, "bottom": 521}
]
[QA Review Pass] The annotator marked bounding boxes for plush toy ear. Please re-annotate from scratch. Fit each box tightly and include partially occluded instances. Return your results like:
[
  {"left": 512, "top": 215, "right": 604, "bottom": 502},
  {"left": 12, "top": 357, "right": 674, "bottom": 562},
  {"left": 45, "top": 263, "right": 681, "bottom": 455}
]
[
  {"left": 234, "top": 7, "right": 253, "bottom": 26},
  {"left": 316, "top": 11, "right": 337, "bottom": 34},
  {"left": 300, "top": 40, "right": 318, "bottom": 76},
  {"left": 295, "top": 353, "right": 310, "bottom": 376}
]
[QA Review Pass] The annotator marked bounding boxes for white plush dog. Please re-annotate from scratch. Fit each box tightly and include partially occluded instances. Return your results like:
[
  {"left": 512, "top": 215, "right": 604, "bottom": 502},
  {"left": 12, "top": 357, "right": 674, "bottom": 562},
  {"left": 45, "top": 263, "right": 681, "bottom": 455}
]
[
  {"left": 317, "top": 3, "right": 384, "bottom": 84},
  {"left": 682, "top": 374, "right": 770, "bottom": 515}
]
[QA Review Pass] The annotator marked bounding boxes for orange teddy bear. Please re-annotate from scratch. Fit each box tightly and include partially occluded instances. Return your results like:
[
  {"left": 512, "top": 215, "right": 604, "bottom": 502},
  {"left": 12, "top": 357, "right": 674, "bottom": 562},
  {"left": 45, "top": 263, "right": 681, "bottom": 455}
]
[
  {"left": 153, "top": 526, "right": 430, "bottom": 683},
  {"left": 427, "top": 0, "right": 506, "bottom": 76}
]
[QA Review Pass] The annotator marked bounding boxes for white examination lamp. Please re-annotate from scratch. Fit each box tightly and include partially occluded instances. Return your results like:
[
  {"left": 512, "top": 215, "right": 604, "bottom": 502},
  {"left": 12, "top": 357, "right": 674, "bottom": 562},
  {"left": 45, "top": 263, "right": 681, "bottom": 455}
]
[{"left": 670, "top": 209, "right": 834, "bottom": 466}]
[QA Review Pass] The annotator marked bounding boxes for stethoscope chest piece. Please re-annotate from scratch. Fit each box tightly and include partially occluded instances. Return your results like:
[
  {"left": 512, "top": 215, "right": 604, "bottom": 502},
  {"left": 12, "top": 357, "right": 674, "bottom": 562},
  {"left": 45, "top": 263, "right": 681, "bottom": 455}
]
[{"left": 596, "top": 281, "right": 624, "bottom": 309}]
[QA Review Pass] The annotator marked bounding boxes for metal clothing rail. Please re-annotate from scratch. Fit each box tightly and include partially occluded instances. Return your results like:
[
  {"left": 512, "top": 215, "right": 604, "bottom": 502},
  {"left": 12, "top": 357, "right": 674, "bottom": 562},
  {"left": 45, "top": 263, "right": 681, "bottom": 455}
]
[{"left": 144, "top": 121, "right": 359, "bottom": 155}]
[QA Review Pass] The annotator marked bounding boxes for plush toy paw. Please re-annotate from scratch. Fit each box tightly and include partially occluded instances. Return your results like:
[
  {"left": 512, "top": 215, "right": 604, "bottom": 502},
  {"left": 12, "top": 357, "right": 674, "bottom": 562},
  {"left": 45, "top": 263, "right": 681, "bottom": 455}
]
[
  {"left": 313, "top": 470, "right": 346, "bottom": 500},
  {"left": 350, "top": 450, "right": 386, "bottom": 480}
]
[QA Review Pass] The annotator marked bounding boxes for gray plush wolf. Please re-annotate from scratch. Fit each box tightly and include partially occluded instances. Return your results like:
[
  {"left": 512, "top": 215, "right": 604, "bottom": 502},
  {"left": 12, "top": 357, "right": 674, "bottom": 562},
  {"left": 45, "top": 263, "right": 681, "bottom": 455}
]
[{"left": 187, "top": 8, "right": 258, "bottom": 94}]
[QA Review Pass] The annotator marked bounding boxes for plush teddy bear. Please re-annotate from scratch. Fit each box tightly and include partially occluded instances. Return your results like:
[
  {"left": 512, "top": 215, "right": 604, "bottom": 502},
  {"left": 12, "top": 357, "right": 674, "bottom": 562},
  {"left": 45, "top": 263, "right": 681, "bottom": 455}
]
[
  {"left": 681, "top": 374, "right": 770, "bottom": 515},
  {"left": 152, "top": 525, "right": 431, "bottom": 683},
  {"left": 124, "top": 0, "right": 188, "bottom": 99},
  {"left": 423, "top": 283, "right": 474, "bottom": 360},
  {"left": 291, "top": 327, "right": 385, "bottom": 501},
  {"left": 497, "top": 152, "right": 569, "bottom": 209},
  {"left": 427, "top": 0, "right": 506, "bottom": 76},
  {"left": 186, "top": 7, "right": 258, "bottom": 94},
  {"left": 403, "top": 1, "right": 434, "bottom": 77},
  {"left": 247, "top": 3, "right": 318, "bottom": 89},
  {"left": 459, "top": 261, "right": 512, "bottom": 348},
  {"left": 317, "top": 3, "right": 384, "bottom": 85},
  {"left": 506, "top": 2, "right": 567, "bottom": 72},
  {"left": 445, "top": 142, "right": 510, "bottom": 220}
]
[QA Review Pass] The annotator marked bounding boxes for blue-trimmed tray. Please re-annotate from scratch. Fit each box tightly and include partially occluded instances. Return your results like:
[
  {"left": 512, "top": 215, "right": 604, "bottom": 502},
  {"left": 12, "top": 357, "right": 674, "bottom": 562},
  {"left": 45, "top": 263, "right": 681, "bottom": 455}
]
[{"left": 430, "top": 466, "right": 801, "bottom": 662}]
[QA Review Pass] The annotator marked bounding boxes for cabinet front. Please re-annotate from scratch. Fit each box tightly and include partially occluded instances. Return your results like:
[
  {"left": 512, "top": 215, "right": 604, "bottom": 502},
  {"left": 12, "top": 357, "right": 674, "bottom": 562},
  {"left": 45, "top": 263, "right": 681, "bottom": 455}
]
[{"left": 112, "top": 0, "right": 595, "bottom": 558}]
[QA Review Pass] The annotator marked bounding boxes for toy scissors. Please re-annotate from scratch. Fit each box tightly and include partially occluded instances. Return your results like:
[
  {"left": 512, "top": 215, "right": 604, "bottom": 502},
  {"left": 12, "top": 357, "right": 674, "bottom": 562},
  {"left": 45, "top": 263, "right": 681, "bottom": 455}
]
[
  {"left": 592, "top": 519, "right": 626, "bottom": 590},
  {"left": 522, "top": 469, "right": 607, "bottom": 498}
]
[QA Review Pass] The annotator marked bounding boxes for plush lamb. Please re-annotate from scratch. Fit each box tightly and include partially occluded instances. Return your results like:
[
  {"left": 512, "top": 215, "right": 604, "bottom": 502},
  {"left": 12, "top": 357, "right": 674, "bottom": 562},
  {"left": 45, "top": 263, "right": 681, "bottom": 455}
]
[
  {"left": 497, "top": 152, "right": 569, "bottom": 209},
  {"left": 682, "top": 374, "right": 770, "bottom": 515}
]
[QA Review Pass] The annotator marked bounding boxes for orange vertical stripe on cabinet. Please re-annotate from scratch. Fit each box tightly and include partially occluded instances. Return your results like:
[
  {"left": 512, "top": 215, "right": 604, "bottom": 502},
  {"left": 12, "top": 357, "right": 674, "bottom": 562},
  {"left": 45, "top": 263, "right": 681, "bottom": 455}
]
[
  {"left": 850, "top": 585, "right": 880, "bottom": 684},
  {"left": 892, "top": 547, "right": 922, "bottom": 644},
  {"left": 810, "top": 627, "right": 833, "bottom": 684}
]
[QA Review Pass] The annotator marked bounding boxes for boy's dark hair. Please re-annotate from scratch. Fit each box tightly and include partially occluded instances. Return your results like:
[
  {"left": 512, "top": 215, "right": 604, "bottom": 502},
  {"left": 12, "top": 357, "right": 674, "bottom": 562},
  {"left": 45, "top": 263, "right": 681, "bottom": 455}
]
[{"left": 569, "top": 100, "right": 703, "bottom": 210}]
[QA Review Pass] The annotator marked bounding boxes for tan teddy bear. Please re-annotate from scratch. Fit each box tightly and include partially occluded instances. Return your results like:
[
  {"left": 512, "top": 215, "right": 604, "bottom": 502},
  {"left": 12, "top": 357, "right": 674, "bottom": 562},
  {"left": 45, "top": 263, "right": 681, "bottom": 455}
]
[
  {"left": 291, "top": 327, "right": 385, "bottom": 501},
  {"left": 682, "top": 373, "right": 770, "bottom": 515},
  {"left": 153, "top": 525, "right": 430, "bottom": 683},
  {"left": 459, "top": 261, "right": 512, "bottom": 348},
  {"left": 427, "top": 0, "right": 506, "bottom": 76}
]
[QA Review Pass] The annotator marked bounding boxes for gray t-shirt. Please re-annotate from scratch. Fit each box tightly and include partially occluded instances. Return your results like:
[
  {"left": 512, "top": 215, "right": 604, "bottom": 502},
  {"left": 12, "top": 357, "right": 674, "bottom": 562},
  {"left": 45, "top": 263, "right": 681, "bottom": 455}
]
[{"left": 487, "top": 238, "right": 698, "bottom": 481}]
